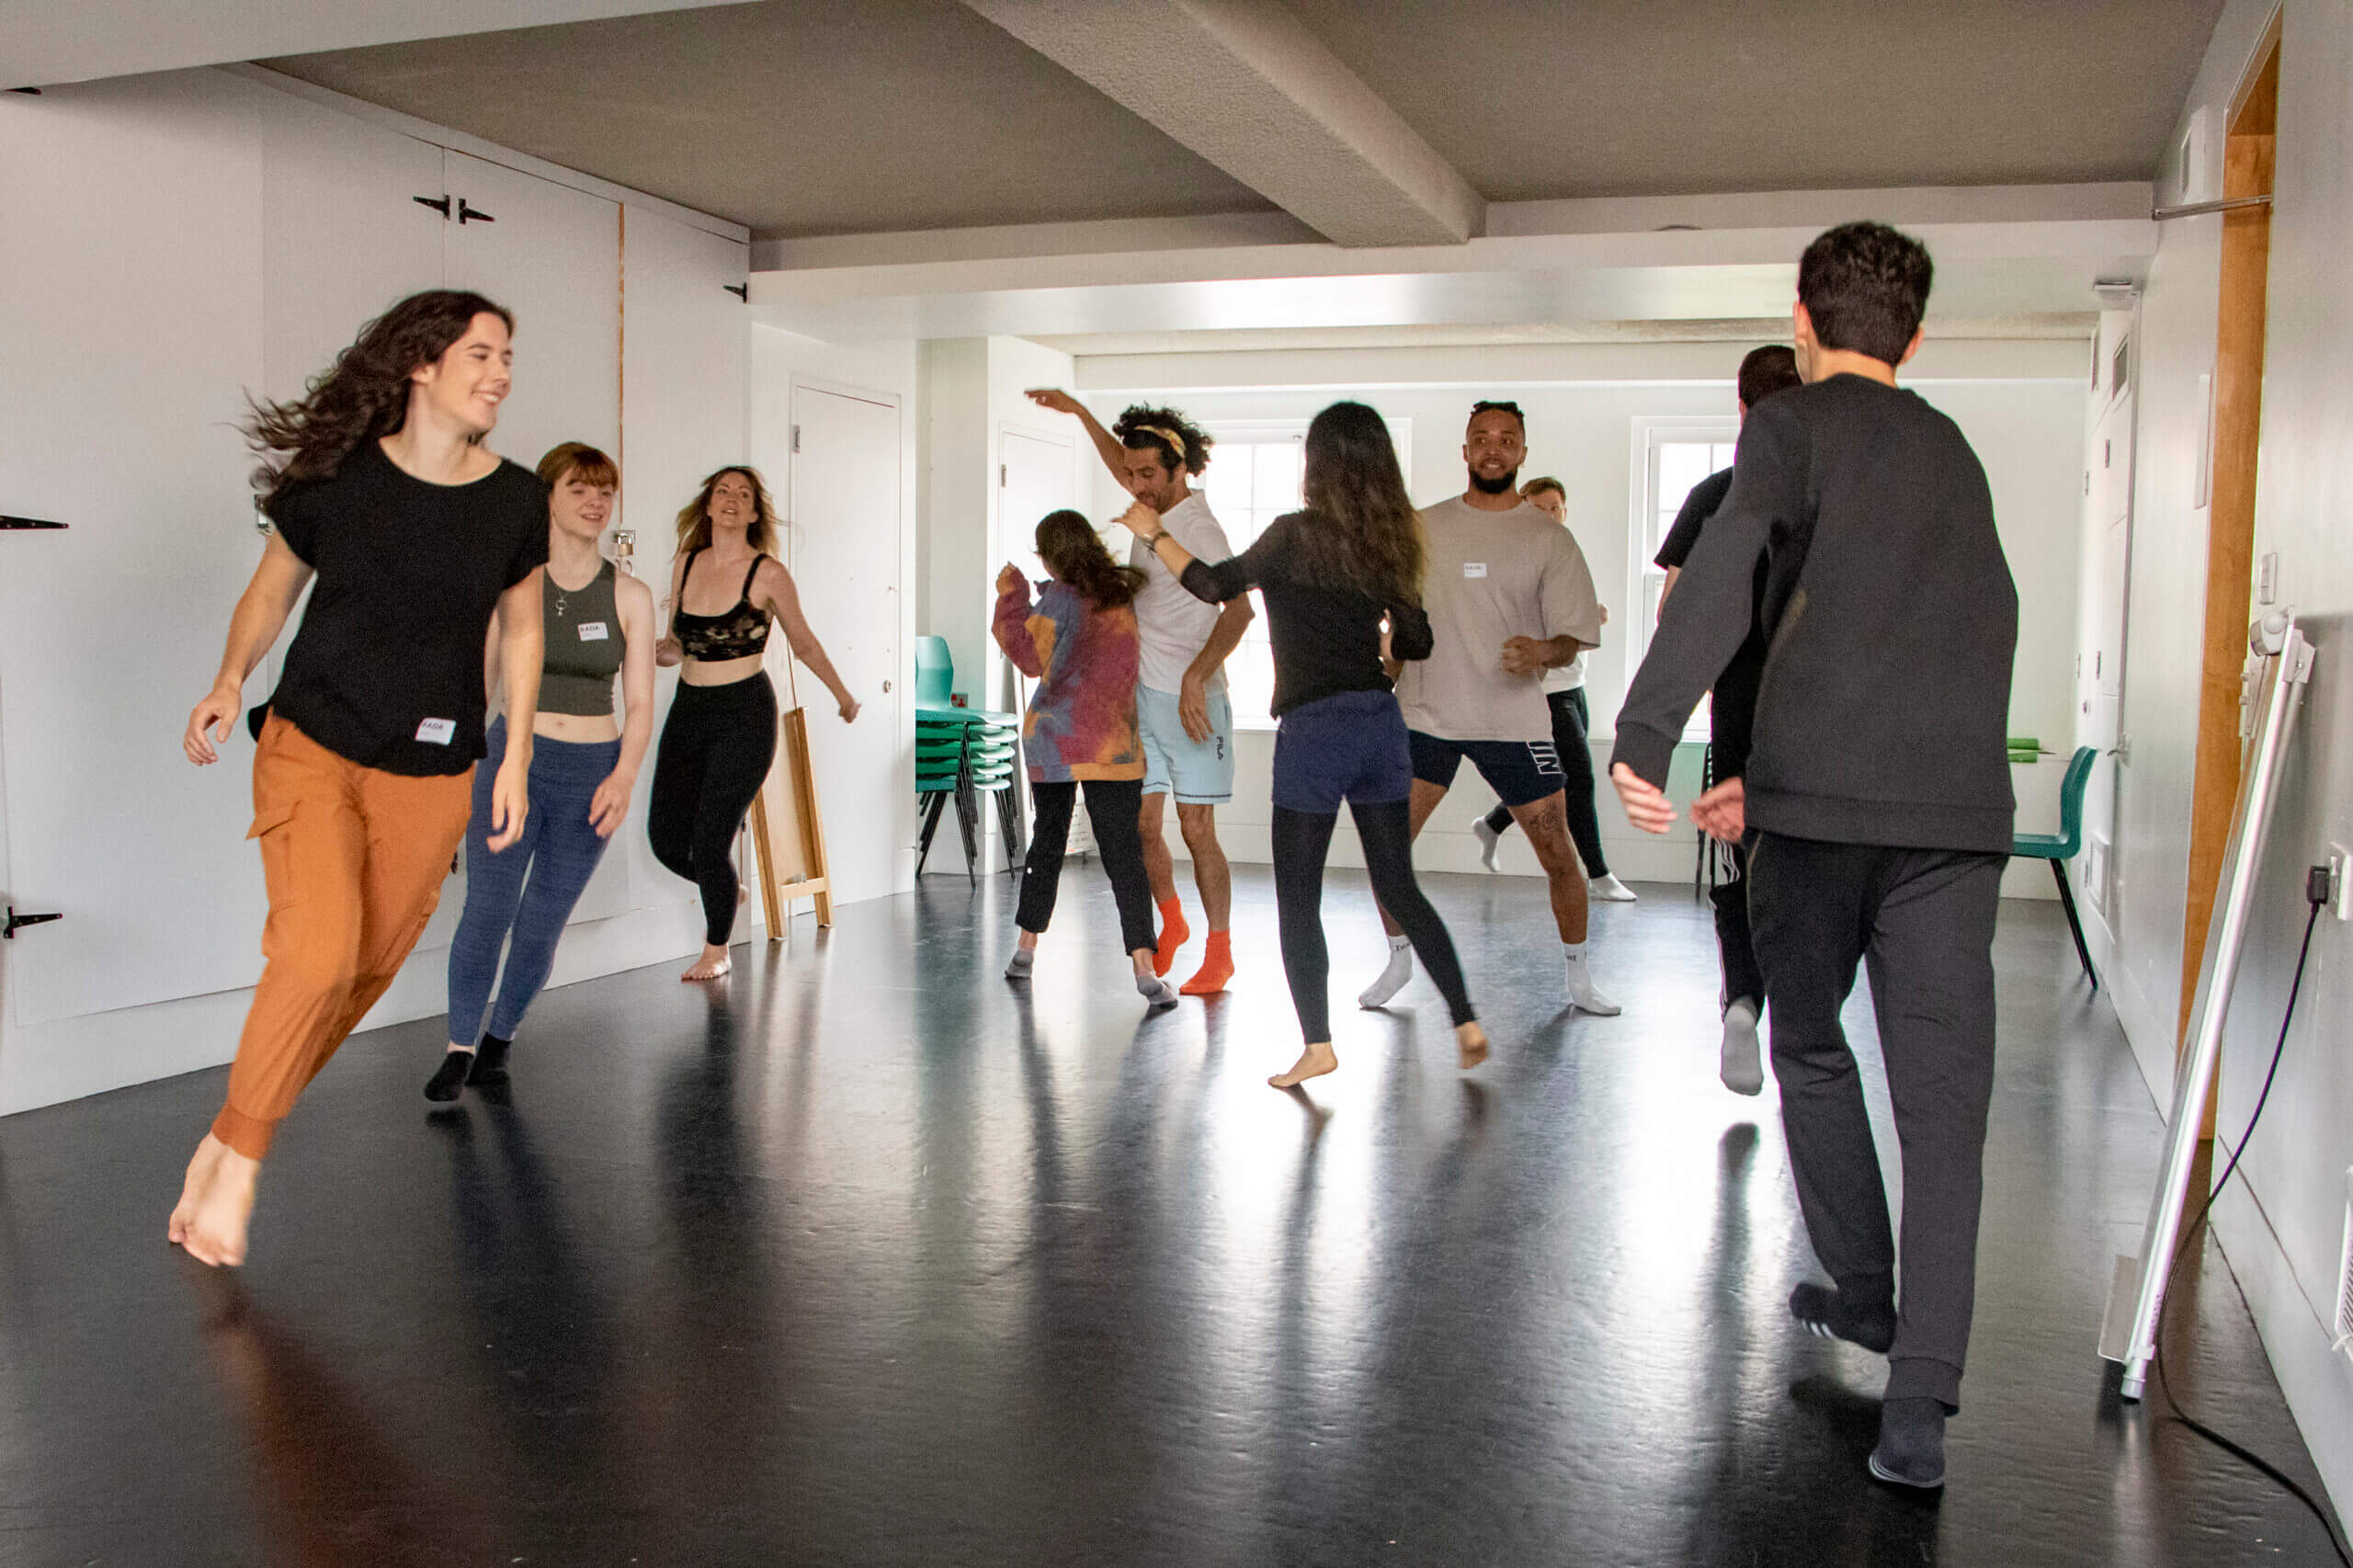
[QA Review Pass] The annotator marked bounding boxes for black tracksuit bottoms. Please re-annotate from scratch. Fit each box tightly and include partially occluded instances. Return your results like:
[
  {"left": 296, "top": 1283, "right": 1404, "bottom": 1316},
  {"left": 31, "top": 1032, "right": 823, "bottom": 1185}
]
[{"left": 1745, "top": 830, "right": 2006, "bottom": 1410}]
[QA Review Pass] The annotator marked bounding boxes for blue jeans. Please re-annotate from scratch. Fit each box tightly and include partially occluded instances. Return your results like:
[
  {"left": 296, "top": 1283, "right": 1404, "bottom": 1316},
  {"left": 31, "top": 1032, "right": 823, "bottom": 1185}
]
[{"left": 445, "top": 718, "right": 622, "bottom": 1045}]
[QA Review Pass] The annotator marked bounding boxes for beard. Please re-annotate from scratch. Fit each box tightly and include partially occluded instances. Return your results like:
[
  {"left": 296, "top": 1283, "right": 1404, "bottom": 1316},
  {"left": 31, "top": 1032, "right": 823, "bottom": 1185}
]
[{"left": 1469, "top": 467, "right": 1519, "bottom": 495}]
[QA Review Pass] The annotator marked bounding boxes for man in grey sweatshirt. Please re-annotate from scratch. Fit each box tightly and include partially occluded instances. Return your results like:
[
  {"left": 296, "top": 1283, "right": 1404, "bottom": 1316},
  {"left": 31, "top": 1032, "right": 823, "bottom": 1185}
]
[{"left": 1609, "top": 221, "right": 2018, "bottom": 1491}]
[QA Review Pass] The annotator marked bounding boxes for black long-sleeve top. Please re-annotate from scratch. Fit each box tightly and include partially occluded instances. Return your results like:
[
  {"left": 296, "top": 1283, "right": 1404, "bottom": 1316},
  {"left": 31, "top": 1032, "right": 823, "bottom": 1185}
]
[
  {"left": 1611, "top": 375, "right": 2018, "bottom": 854},
  {"left": 1176, "top": 511, "right": 1434, "bottom": 718}
]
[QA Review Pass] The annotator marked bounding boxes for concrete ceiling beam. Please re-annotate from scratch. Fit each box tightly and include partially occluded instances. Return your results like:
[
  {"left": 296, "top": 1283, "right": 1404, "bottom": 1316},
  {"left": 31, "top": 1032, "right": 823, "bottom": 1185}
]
[{"left": 958, "top": 0, "right": 1484, "bottom": 248}]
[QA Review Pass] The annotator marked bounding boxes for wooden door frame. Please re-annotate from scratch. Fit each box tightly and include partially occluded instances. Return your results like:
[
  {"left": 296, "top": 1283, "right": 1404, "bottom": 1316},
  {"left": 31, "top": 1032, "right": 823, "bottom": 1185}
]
[{"left": 2176, "top": 12, "right": 2280, "bottom": 1132}]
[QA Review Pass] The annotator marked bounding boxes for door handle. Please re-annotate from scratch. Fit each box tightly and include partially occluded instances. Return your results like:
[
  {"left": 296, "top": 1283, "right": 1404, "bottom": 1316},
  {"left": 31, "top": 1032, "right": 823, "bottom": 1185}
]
[{"left": 458, "top": 199, "right": 494, "bottom": 224}]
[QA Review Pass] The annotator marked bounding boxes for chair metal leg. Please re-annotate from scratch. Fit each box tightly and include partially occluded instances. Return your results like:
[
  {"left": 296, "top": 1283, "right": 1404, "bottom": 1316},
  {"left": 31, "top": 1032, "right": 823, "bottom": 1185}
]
[
  {"left": 994, "top": 788, "right": 1021, "bottom": 878},
  {"left": 2050, "top": 856, "right": 2097, "bottom": 988},
  {"left": 915, "top": 790, "right": 949, "bottom": 878},
  {"left": 955, "top": 780, "right": 980, "bottom": 885}
]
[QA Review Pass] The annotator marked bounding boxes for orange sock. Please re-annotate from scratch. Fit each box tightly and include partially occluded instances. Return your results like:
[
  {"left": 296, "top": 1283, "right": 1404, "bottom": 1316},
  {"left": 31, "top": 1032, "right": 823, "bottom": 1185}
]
[
  {"left": 1181, "top": 929, "right": 1233, "bottom": 994},
  {"left": 1153, "top": 898, "right": 1189, "bottom": 976}
]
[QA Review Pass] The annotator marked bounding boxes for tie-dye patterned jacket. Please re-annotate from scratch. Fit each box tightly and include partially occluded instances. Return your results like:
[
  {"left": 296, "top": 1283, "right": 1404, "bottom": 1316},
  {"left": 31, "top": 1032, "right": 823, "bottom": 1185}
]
[{"left": 992, "top": 577, "right": 1144, "bottom": 783}]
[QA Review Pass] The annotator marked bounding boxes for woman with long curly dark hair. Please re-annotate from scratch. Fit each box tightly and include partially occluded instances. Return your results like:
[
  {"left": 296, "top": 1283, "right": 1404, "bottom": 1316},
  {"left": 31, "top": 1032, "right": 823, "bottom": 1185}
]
[
  {"left": 172, "top": 290, "right": 551, "bottom": 1266},
  {"left": 994, "top": 510, "right": 1176, "bottom": 1010},
  {"left": 1123, "top": 401, "right": 1484, "bottom": 1087},
  {"left": 648, "top": 464, "right": 859, "bottom": 982}
]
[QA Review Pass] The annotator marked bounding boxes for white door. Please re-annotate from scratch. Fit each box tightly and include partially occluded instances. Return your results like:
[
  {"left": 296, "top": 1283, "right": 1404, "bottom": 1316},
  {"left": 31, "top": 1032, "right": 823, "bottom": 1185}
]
[
  {"left": 787, "top": 385, "right": 903, "bottom": 906},
  {"left": 0, "top": 74, "right": 273, "bottom": 1025},
  {"left": 2081, "top": 347, "right": 2135, "bottom": 929}
]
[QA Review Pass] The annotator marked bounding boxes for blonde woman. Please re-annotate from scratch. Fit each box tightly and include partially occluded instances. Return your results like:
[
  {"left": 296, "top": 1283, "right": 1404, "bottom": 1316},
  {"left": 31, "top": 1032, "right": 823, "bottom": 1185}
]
[{"left": 649, "top": 466, "right": 858, "bottom": 981}]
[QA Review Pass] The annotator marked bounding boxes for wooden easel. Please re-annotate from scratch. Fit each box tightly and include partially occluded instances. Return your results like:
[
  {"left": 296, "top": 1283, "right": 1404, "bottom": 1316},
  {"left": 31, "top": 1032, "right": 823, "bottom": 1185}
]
[{"left": 746, "top": 658, "right": 834, "bottom": 932}]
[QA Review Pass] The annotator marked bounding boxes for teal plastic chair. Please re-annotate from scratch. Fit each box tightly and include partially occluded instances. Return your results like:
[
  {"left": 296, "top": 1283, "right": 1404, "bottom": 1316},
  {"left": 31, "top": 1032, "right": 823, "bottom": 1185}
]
[
  {"left": 2014, "top": 744, "right": 2099, "bottom": 987},
  {"left": 915, "top": 635, "right": 956, "bottom": 710}
]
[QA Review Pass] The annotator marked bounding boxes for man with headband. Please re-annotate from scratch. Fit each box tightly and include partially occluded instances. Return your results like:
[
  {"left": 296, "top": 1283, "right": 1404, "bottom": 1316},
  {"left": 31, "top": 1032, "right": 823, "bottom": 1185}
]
[
  {"left": 1027, "top": 390, "right": 1250, "bottom": 994},
  {"left": 1360, "top": 399, "right": 1618, "bottom": 1018}
]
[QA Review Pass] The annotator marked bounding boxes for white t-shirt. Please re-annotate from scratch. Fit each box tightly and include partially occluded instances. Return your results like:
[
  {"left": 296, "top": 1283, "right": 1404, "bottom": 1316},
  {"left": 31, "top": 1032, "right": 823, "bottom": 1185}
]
[
  {"left": 1128, "top": 493, "right": 1234, "bottom": 695},
  {"left": 1395, "top": 494, "right": 1604, "bottom": 742},
  {"left": 1543, "top": 650, "right": 1588, "bottom": 693}
]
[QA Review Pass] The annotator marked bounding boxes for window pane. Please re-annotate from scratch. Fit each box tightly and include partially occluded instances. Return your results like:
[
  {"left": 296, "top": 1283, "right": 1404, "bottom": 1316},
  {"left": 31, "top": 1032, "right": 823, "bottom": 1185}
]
[{"left": 1656, "top": 442, "right": 1711, "bottom": 512}]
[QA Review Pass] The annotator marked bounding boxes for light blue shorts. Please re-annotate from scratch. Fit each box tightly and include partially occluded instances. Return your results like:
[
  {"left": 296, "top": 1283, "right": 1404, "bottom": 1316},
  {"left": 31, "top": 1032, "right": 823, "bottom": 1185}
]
[{"left": 1138, "top": 684, "right": 1234, "bottom": 804}]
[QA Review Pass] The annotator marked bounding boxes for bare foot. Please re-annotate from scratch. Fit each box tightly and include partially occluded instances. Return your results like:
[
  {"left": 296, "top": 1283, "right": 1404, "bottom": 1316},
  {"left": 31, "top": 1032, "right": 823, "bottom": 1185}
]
[
  {"left": 1269, "top": 1040, "right": 1339, "bottom": 1089},
  {"left": 1456, "top": 1020, "right": 1490, "bottom": 1071},
  {"left": 180, "top": 1143, "right": 260, "bottom": 1267},
  {"left": 681, "top": 944, "right": 732, "bottom": 982},
  {"left": 167, "top": 1133, "right": 226, "bottom": 1245}
]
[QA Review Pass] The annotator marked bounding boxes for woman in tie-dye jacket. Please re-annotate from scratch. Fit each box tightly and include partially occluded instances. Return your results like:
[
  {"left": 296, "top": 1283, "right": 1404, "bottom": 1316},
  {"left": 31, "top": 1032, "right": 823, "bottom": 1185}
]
[{"left": 993, "top": 509, "right": 1178, "bottom": 1009}]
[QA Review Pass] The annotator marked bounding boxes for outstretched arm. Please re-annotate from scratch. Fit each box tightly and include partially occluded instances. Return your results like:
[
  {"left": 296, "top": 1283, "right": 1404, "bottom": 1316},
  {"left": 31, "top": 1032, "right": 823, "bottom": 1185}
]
[
  {"left": 184, "top": 532, "right": 313, "bottom": 766},
  {"left": 758, "top": 559, "right": 860, "bottom": 722},
  {"left": 1026, "top": 388, "right": 1128, "bottom": 482}
]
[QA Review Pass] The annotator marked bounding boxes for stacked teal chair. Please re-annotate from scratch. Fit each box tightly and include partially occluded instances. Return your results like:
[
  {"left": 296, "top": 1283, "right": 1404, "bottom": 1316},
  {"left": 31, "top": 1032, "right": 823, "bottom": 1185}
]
[
  {"left": 2013, "top": 744, "right": 2099, "bottom": 987},
  {"left": 911, "top": 635, "right": 1026, "bottom": 882}
]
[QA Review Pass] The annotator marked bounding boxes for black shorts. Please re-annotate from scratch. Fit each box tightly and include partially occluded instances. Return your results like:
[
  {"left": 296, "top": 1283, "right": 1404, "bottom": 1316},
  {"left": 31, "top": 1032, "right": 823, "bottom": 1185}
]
[{"left": 1407, "top": 730, "right": 1564, "bottom": 809}]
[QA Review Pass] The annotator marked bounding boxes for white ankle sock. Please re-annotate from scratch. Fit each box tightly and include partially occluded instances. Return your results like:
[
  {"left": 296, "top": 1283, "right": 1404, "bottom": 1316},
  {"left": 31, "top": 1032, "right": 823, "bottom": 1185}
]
[
  {"left": 1563, "top": 941, "right": 1621, "bottom": 1017},
  {"left": 1358, "top": 934, "right": 1415, "bottom": 1008}
]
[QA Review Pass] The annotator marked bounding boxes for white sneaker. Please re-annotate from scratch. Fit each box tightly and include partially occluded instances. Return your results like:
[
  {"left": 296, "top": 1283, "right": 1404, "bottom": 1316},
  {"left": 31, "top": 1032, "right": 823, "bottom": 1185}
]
[
  {"left": 1566, "top": 957, "right": 1621, "bottom": 1017},
  {"left": 1720, "top": 999, "right": 1764, "bottom": 1095},
  {"left": 1358, "top": 939, "right": 1415, "bottom": 1008},
  {"left": 1589, "top": 873, "right": 1638, "bottom": 903},
  {"left": 1473, "top": 816, "right": 1504, "bottom": 872}
]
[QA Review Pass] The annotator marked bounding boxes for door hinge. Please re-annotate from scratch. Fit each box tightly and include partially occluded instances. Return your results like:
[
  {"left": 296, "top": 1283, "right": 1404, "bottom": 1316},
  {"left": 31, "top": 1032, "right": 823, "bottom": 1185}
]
[
  {"left": 2114, "top": 733, "right": 2131, "bottom": 766},
  {"left": 457, "top": 198, "right": 494, "bottom": 224},
  {"left": 723, "top": 282, "right": 749, "bottom": 301},
  {"left": 8, "top": 86, "right": 42, "bottom": 96},
  {"left": 790, "top": 425, "right": 801, "bottom": 454},
  {"left": 2, "top": 515, "right": 67, "bottom": 529},
  {"left": 414, "top": 194, "right": 452, "bottom": 217},
  {"left": 1000, "top": 463, "right": 1007, "bottom": 487},
  {"left": 3, "top": 906, "right": 61, "bottom": 938}
]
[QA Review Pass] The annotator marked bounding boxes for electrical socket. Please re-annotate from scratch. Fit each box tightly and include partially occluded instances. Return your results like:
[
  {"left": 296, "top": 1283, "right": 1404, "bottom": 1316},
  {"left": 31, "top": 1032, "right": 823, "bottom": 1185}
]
[{"left": 2332, "top": 844, "right": 2353, "bottom": 921}]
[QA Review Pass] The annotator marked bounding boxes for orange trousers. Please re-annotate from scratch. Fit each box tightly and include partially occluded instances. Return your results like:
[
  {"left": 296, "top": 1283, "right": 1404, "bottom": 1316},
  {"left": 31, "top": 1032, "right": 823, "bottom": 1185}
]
[{"left": 212, "top": 715, "right": 473, "bottom": 1159}]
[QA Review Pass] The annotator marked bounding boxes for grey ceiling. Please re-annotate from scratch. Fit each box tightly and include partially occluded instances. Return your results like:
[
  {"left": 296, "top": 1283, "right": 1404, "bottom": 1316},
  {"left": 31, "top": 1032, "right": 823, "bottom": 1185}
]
[
  {"left": 261, "top": 0, "right": 1275, "bottom": 238},
  {"left": 1284, "top": 0, "right": 2229, "bottom": 199},
  {"left": 264, "top": 0, "right": 2228, "bottom": 240}
]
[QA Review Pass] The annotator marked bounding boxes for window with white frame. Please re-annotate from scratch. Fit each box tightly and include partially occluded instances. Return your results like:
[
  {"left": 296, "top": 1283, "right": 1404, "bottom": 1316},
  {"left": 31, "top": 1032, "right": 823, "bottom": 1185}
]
[
  {"left": 1631, "top": 421, "right": 1739, "bottom": 740},
  {"left": 1198, "top": 417, "right": 1411, "bottom": 728}
]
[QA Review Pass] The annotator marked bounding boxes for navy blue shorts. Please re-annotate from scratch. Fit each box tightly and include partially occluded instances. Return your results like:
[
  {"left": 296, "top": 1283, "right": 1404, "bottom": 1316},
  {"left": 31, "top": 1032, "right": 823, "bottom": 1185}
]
[
  {"left": 1271, "top": 689, "right": 1414, "bottom": 813},
  {"left": 1408, "top": 730, "right": 1564, "bottom": 809}
]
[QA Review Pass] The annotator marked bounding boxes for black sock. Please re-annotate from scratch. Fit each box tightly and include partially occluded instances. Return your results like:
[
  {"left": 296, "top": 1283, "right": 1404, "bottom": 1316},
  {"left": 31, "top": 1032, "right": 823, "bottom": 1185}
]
[
  {"left": 1790, "top": 1280, "right": 1896, "bottom": 1353},
  {"left": 467, "top": 1034, "right": 511, "bottom": 1086},
  {"left": 424, "top": 1051, "right": 472, "bottom": 1102},
  {"left": 1870, "top": 1396, "right": 1948, "bottom": 1488}
]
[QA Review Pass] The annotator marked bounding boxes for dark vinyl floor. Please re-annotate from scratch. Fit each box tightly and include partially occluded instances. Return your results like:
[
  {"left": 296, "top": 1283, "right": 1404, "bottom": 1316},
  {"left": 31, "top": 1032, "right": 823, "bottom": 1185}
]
[{"left": 0, "top": 865, "right": 2341, "bottom": 1567}]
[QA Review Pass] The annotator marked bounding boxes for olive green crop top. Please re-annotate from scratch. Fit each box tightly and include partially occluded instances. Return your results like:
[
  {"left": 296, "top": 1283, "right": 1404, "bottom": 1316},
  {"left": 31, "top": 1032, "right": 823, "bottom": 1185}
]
[{"left": 539, "top": 559, "right": 626, "bottom": 717}]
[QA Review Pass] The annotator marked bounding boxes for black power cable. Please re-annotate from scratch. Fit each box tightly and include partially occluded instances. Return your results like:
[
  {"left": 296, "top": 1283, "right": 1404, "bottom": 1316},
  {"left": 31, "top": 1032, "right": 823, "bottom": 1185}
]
[{"left": 2147, "top": 869, "right": 2351, "bottom": 1567}]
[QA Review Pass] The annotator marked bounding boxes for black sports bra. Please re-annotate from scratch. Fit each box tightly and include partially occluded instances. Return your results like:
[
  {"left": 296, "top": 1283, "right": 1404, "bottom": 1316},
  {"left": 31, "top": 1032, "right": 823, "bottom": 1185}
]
[{"left": 673, "top": 549, "right": 772, "bottom": 661}]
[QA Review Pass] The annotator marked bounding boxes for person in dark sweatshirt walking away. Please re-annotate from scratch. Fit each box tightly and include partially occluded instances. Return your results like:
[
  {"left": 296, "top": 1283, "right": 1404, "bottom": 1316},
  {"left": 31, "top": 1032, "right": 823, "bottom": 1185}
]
[
  {"left": 1609, "top": 222, "right": 2018, "bottom": 1492},
  {"left": 1650, "top": 344, "right": 1804, "bottom": 1096},
  {"left": 1121, "top": 401, "right": 1485, "bottom": 1089},
  {"left": 995, "top": 510, "right": 1180, "bottom": 1012}
]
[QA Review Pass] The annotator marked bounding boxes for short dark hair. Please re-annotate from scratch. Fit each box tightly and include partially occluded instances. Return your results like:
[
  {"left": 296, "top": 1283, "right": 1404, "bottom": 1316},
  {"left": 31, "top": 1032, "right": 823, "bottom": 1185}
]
[
  {"left": 1112, "top": 404, "right": 1211, "bottom": 477},
  {"left": 1797, "top": 222, "right": 1933, "bottom": 367},
  {"left": 1468, "top": 399, "right": 1525, "bottom": 433},
  {"left": 1736, "top": 346, "right": 1802, "bottom": 412}
]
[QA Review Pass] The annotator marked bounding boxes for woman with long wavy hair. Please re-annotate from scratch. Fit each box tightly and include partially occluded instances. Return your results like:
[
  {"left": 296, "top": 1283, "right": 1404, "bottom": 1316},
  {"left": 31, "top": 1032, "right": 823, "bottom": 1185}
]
[
  {"left": 994, "top": 510, "right": 1178, "bottom": 1009},
  {"left": 1121, "top": 401, "right": 1484, "bottom": 1086},
  {"left": 649, "top": 465, "right": 859, "bottom": 982},
  {"left": 173, "top": 289, "right": 550, "bottom": 1265}
]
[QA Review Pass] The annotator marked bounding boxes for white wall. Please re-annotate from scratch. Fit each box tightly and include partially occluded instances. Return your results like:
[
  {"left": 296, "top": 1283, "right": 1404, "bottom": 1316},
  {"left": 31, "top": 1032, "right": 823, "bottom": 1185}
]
[
  {"left": 1070, "top": 345, "right": 2086, "bottom": 892},
  {"left": 0, "top": 68, "right": 756, "bottom": 1115},
  {"left": 2113, "top": 0, "right": 2353, "bottom": 1525}
]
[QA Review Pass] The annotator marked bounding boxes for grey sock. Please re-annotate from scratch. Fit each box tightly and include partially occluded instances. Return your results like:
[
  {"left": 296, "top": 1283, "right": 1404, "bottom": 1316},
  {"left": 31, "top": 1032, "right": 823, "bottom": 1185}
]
[{"left": 1005, "top": 949, "right": 1035, "bottom": 981}]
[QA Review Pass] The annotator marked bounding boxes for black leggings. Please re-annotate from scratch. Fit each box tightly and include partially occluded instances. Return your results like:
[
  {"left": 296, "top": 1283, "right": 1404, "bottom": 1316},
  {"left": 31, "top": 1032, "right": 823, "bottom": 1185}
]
[
  {"left": 648, "top": 672, "right": 777, "bottom": 947},
  {"left": 1017, "top": 778, "right": 1157, "bottom": 955},
  {"left": 1272, "top": 800, "right": 1475, "bottom": 1044},
  {"left": 1484, "top": 687, "right": 1609, "bottom": 876}
]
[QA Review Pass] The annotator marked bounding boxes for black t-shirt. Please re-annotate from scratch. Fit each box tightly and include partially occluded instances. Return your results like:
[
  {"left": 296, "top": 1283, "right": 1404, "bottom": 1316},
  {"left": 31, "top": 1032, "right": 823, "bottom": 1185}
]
[
  {"left": 1178, "top": 511, "right": 1434, "bottom": 718},
  {"left": 269, "top": 439, "right": 549, "bottom": 776},
  {"left": 1654, "top": 465, "right": 1766, "bottom": 774}
]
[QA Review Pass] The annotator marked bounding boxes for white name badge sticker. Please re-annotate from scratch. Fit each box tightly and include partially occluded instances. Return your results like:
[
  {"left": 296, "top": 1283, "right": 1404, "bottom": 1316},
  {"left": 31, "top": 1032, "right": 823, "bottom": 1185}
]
[
  {"left": 577, "top": 621, "right": 609, "bottom": 642},
  {"left": 415, "top": 718, "right": 457, "bottom": 745},
  {"left": 1463, "top": 562, "right": 1488, "bottom": 578}
]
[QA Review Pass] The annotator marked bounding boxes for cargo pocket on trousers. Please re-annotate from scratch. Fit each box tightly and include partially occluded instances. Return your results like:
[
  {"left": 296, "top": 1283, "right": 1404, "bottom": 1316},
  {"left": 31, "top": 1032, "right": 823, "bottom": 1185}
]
[{"left": 248, "top": 801, "right": 303, "bottom": 955}]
